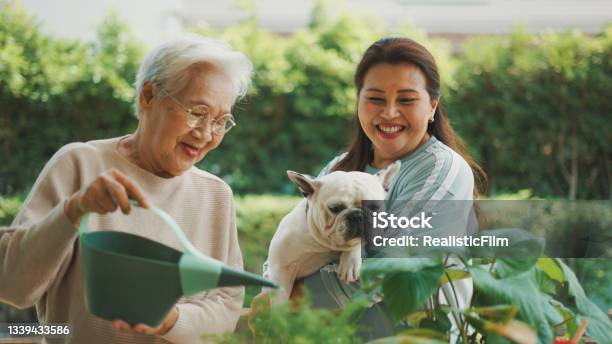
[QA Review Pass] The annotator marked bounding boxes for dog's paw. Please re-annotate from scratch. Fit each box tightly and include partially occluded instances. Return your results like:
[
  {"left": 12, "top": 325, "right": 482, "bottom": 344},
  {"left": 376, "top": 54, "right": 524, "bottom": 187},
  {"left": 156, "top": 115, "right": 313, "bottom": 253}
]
[{"left": 338, "top": 250, "right": 361, "bottom": 284}]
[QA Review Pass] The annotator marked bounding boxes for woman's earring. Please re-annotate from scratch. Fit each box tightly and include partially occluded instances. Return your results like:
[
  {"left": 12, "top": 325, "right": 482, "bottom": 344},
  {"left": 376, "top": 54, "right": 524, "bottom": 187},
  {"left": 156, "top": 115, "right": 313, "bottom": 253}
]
[{"left": 429, "top": 116, "right": 435, "bottom": 123}]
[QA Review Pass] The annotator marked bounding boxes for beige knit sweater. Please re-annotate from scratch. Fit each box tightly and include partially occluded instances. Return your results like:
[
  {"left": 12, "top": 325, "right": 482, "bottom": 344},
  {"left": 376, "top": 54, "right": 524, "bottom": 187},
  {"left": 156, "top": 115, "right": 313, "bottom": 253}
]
[{"left": 0, "top": 136, "right": 244, "bottom": 343}]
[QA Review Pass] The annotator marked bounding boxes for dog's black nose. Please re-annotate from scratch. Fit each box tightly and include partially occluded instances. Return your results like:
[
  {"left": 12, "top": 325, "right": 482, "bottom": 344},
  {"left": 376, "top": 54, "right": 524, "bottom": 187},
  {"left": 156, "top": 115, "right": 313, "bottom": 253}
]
[{"left": 345, "top": 209, "right": 364, "bottom": 239}]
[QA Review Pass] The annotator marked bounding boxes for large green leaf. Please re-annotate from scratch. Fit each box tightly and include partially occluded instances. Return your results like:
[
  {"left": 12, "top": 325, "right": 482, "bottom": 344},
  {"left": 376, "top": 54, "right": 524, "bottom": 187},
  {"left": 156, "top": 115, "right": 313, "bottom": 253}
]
[
  {"left": 556, "top": 259, "right": 612, "bottom": 342},
  {"left": 381, "top": 265, "right": 445, "bottom": 322},
  {"left": 469, "top": 266, "right": 553, "bottom": 344}
]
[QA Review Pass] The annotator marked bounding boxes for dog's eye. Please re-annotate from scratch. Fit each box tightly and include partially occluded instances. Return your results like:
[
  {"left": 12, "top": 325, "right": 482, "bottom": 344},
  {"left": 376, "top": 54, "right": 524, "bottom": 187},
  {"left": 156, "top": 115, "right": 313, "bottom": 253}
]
[{"left": 328, "top": 204, "right": 345, "bottom": 214}]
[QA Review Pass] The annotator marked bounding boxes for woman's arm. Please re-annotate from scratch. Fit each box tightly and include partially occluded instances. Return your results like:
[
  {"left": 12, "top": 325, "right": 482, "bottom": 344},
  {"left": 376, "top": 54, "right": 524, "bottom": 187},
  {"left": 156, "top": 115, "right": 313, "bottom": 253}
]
[
  {"left": 0, "top": 203, "right": 78, "bottom": 308},
  {"left": 1, "top": 144, "right": 85, "bottom": 308},
  {"left": 1, "top": 145, "right": 149, "bottom": 309}
]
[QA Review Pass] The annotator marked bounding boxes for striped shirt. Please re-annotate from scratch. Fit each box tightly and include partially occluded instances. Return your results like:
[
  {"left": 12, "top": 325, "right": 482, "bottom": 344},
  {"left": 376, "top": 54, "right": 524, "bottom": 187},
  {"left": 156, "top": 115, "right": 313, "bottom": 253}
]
[{"left": 320, "top": 135, "right": 474, "bottom": 202}]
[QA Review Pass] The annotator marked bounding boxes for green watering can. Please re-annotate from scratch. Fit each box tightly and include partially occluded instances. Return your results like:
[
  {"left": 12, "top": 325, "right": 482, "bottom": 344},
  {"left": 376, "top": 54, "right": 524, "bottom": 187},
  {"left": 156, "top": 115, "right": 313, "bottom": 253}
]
[{"left": 79, "top": 203, "right": 276, "bottom": 326}]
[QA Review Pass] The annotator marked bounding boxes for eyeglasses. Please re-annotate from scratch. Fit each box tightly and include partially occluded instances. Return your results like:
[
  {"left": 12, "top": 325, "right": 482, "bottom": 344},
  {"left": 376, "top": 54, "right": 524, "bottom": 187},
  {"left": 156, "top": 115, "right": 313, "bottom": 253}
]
[{"left": 160, "top": 89, "right": 236, "bottom": 135}]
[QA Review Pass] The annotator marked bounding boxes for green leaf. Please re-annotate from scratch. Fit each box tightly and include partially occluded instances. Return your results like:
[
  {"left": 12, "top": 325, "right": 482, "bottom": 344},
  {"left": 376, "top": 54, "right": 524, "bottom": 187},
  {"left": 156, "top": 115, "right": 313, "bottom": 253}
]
[
  {"left": 495, "top": 258, "right": 539, "bottom": 278},
  {"left": 419, "top": 309, "right": 452, "bottom": 334},
  {"left": 469, "top": 265, "right": 553, "bottom": 344},
  {"left": 533, "top": 267, "right": 558, "bottom": 295},
  {"left": 556, "top": 259, "right": 612, "bottom": 343},
  {"left": 381, "top": 264, "right": 444, "bottom": 321},
  {"left": 485, "top": 319, "right": 538, "bottom": 344},
  {"left": 439, "top": 269, "right": 470, "bottom": 285},
  {"left": 467, "top": 313, "right": 538, "bottom": 344},
  {"left": 536, "top": 258, "right": 564, "bottom": 283},
  {"left": 539, "top": 294, "right": 564, "bottom": 326},
  {"left": 548, "top": 298, "right": 578, "bottom": 335},
  {"left": 471, "top": 305, "right": 518, "bottom": 324}
]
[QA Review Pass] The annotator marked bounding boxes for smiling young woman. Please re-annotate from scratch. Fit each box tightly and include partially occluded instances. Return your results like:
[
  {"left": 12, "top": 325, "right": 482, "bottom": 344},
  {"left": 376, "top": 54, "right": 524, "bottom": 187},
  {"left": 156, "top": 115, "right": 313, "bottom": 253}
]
[
  {"left": 294, "top": 37, "right": 488, "bottom": 342},
  {"left": 333, "top": 36, "right": 486, "bottom": 198}
]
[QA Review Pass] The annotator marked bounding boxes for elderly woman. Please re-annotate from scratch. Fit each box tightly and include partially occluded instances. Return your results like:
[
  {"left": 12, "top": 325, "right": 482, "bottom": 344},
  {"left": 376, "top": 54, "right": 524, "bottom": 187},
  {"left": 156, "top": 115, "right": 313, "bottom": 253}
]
[{"left": 0, "top": 34, "right": 252, "bottom": 343}]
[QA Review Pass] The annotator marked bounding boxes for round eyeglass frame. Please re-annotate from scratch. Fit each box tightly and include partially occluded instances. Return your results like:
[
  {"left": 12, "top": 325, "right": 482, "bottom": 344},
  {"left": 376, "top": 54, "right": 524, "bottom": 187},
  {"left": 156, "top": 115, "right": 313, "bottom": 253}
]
[{"left": 159, "top": 89, "right": 236, "bottom": 135}]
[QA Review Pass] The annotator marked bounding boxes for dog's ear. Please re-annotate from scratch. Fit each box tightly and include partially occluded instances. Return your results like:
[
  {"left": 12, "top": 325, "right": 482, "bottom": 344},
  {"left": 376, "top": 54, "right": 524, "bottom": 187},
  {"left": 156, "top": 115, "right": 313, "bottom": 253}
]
[
  {"left": 375, "top": 160, "right": 401, "bottom": 191},
  {"left": 287, "top": 171, "right": 319, "bottom": 198}
]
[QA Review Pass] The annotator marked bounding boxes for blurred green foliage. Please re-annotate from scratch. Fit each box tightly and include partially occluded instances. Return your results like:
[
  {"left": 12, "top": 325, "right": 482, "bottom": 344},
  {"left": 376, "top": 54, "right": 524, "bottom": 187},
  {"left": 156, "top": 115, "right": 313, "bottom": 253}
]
[
  {"left": 447, "top": 26, "right": 612, "bottom": 199},
  {"left": 194, "top": 2, "right": 454, "bottom": 194},
  {"left": 0, "top": 194, "right": 21, "bottom": 226},
  {"left": 0, "top": 3, "right": 143, "bottom": 194},
  {"left": 234, "top": 194, "right": 301, "bottom": 305},
  {"left": 1, "top": 2, "right": 610, "bottom": 199},
  {"left": 0, "top": 1, "right": 447, "bottom": 196},
  {"left": 235, "top": 195, "right": 301, "bottom": 274},
  {"left": 208, "top": 292, "right": 368, "bottom": 344}
]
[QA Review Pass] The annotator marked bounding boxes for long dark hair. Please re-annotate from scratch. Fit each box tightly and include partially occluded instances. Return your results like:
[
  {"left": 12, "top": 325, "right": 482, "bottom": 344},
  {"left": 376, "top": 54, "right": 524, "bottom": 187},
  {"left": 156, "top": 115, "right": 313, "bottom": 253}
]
[{"left": 332, "top": 36, "right": 487, "bottom": 197}]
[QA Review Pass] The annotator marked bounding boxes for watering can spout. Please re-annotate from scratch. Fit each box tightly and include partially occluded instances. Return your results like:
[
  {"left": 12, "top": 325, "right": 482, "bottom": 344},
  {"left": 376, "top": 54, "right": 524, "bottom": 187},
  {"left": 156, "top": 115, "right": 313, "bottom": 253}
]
[
  {"left": 217, "top": 266, "right": 277, "bottom": 288},
  {"left": 179, "top": 253, "right": 277, "bottom": 296}
]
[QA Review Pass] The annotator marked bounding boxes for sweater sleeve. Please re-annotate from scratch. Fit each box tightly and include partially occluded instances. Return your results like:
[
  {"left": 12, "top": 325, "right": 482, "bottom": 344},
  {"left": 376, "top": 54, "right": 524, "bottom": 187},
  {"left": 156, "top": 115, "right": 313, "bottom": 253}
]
[
  {"left": 0, "top": 202, "right": 78, "bottom": 308},
  {"left": 1, "top": 145, "right": 85, "bottom": 308},
  {"left": 162, "top": 196, "right": 244, "bottom": 343}
]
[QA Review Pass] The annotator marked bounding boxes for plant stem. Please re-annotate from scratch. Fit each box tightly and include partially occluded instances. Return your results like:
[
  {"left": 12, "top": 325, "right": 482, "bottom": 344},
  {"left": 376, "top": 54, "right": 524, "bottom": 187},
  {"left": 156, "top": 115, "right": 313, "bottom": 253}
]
[{"left": 444, "top": 272, "right": 468, "bottom": 343}]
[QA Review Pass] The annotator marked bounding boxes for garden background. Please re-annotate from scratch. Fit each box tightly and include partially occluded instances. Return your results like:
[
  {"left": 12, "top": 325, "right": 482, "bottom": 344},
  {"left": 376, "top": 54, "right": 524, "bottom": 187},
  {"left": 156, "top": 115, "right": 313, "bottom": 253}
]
[{"left": 0, "top": 0, "right": 610, "bottom": 341}]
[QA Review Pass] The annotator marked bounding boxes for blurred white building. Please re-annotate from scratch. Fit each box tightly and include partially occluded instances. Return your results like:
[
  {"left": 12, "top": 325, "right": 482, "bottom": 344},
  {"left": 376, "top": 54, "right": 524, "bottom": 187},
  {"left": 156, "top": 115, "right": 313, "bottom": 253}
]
[{"left": 19, "top": 0, "right": 612, "bottom": 48}]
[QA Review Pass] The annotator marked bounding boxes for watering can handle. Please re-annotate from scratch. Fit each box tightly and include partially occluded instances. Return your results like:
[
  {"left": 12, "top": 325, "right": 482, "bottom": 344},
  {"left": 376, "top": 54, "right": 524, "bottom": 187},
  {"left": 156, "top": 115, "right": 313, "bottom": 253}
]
[{"left": 78, "top": 200, "right": 202, "bottom": 257}]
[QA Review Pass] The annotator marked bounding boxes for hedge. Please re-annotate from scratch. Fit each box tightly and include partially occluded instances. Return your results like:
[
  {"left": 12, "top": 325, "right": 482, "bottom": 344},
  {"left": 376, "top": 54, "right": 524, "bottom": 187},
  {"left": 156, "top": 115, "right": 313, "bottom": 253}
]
[{"left": 1, "top": 2, "right": 610, "bottom": 199}]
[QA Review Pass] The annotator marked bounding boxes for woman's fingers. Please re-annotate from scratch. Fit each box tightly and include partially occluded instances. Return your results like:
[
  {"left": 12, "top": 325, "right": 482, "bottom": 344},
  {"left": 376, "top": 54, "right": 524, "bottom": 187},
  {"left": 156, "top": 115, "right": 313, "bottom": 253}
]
[
  {"left": 111, "top": 320, "right": 160, "bottom": 335},
  {"left": 82, "top": 169, "right": 149, "bottom": 215},
  {"left": 111, "top": 170, "right": 150, "bottom": 209},
  {"left": 102, "top": 175, "right": 130, "bottom": 214},
  {"left": 132, "top": 323, "right": 156, "bottom": 334},
  {"left": 111, "top": 319, "right": 132, "bottom": 332}
]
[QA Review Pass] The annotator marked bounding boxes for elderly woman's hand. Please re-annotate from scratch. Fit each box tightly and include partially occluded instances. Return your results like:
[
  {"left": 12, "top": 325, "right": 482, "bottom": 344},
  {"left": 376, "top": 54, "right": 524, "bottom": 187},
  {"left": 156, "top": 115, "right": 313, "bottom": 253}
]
[
  {"left": 64, "top": 168, "right": 150, "bottom": 226},
  {"left": 111, "top": 306, "right": 178, "bottom": 336}
]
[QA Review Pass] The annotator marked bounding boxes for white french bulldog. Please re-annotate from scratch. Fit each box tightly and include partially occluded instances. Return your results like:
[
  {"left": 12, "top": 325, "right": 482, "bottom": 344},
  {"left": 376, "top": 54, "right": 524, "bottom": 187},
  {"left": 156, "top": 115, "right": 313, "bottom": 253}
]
[{"left": 266, "top": 161, "right": 400, "bottom": 301}]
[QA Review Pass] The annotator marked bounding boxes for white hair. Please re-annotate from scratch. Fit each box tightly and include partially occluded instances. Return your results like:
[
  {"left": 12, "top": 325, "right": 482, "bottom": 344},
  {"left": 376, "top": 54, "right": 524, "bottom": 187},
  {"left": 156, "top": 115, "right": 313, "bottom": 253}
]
[{"left": 134, "top": 34, "right": 253, "bottom": 118}]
